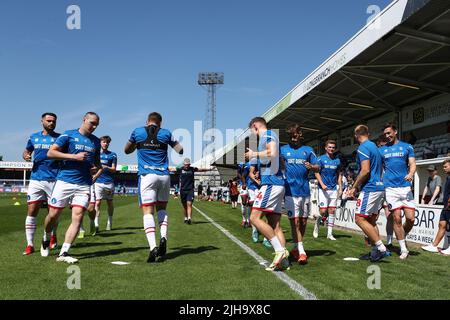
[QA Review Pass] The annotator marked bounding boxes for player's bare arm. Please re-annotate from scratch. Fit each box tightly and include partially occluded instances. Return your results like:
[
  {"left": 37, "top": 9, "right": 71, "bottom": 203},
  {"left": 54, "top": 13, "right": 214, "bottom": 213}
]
[
  {"left": 124, "top": 141, "right": 136, "bottom": 154},
  {"left": 405, "top": 157, "right": 416, "bottom": 182},
  {"left": 315, "top": 172, "right": 327, "bottom": 190},
  {"left": 22, "top": 149, "right": 32, "bottom": 162},
  {"left": 245, "top": 141, "right": 276, "bottom": 160},
  {"left": 47, "top": 144, "right": 87, "bottom": 161}
]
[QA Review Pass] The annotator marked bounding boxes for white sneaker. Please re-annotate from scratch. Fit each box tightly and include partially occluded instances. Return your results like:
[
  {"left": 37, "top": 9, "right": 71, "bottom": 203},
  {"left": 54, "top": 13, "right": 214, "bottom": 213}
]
[
  {"left": 422, "top": 244, "right": 439, "bottom": 253},
  {"left": 399, "top": 250, "right": 409, "bottom": 260},
  {"left": 440, "top": 247, "right": 450, "bottom": 256},
  {"left": 327, "top": 234, "right": 337, "bottom": 241},
  {"left": 56, "top": 252, "right": 78, "bottom": 264},
  {"left": 313, "top": 219, "right": 320, "bottom": 239},
  {"left": 40, "top": 240, "right": 50, "bottom": 257}
]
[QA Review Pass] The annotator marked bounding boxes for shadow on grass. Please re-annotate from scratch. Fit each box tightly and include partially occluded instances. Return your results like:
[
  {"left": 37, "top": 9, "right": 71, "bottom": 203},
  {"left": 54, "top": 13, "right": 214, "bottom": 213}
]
[
  {"left": 158, "top": 245, "right": 219, "bottom": 262},
  {"left": 73, "top": 241, "right": 122, "bottom": 249},
  {"left": 95, "top": 232, "right": 136, "bottom": 238},
  {"left": 333, "top": 234, "right": 352, "bottom": 239},
  {"left": 109, "top": 226, "right": 143, "bottom": 231},
  {"left": 75, "top": 246, "right": 149, "bottom": 259}
]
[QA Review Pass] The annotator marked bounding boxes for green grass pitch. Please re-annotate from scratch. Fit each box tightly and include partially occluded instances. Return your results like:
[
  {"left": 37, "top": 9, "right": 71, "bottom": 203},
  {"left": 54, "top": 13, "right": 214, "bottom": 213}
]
[{"left": 0, "top": 193, "right": 448, "bottom": 299}]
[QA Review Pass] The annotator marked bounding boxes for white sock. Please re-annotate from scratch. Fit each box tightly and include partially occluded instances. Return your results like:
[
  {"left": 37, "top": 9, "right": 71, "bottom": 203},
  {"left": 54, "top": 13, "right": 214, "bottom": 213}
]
[
  {"left": 241, "top": 204, "right": 245, "bottom": 216},
  {"left": 107, "top": 215, "right": 113, "bottom": 227},
  {"left": 297, "top": 242, "right": 305, "bottom": 255},
  {"left": 43, "top": 231, "right": 51, "bottom": 242},
  {"left": 25, "top": 216, "right": 37, "bottom": 246},
  {"left": 386, "top": 234, "right": 393, "bottom": 245},
  {"left": 59, "top": 242, "right": 71, "bottom": 255},
  {"left": 157, "top": 210, "right": 168, "bottom": 239},
  {"left": 143, "top": 214, "right": 157, "bottom": 250},
  {"left": 270, "top": 236, "right": 283, "bottom": 252},
  {"left": 94, "top": 217, "right": 99, "bottom": 228},
  {"left": 252, "top": 225, "right": 258, "bottom": 233},
  {"left": 184, "top": 217, "right": 188, "bottom": 221},
  {"left": 398, "top": 239, "right": 408, "bottom": 252},
  {"left": 327, "top": 214, "right": 335, "bottom": 235},
  {"left": 375, "top": 240, "right": 386, "bottom": 253}
]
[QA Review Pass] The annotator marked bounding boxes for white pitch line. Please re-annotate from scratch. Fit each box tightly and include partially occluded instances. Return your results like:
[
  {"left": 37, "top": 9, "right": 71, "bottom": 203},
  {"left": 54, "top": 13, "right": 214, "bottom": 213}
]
[{"left": 193, "top": 205, "right": 318, "bottom": 300}]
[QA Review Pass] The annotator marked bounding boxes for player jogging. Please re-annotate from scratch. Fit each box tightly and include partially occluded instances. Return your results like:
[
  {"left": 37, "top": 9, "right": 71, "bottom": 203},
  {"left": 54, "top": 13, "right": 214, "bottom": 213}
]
[
  {"left": 125, "top": 112, "right": 183, "bottom": 263},
  {"left": 41, "top": 112, "right": 102, "bottom": 264},
  {"left": 22, "top": 113, "right": 61, "bottom": 255},
  {"left": 245, "top": 117, "right": 289, "bottom": 271},
  {"left": 379, "top": 123, "right": 416, "bottom": 259},
  {"left": 313, "top": 140, "right": 342, "bottom": 241},
  {"left": 346, "top": 125, "right": 390, "bottom": 262},
  {"left": 280, "top": 124, "right": 319, "bottom": 265},
  {"left": 93, "top": 135, "right": 117, "bottom": 232}
]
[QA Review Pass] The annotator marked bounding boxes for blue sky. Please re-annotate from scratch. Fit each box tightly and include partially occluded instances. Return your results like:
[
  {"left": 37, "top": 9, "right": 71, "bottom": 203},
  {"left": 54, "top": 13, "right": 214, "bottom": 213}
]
[{"left": 0, "top": 0, "right": 392, "bottom": 164}]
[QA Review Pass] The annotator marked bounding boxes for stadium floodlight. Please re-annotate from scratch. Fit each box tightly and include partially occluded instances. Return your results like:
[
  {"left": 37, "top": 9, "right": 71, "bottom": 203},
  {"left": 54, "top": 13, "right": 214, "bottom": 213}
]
[
  {"left": 198, "top": 72, "right": 224, "bottom": 85},
  {"left": 320, "top": 116, "right": 343, "bottom": 123},
  {"left": 387, "top": 81, "right": 420, "bottom": 90},
  {"left": 348, "top": 102, "right": 375, "bottom": 109}
]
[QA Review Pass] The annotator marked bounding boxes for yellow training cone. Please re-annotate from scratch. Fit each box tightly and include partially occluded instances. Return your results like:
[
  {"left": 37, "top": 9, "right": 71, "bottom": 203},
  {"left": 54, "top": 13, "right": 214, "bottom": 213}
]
[{"left": 14, "top": 202, "right": 21, "bottom": 206}]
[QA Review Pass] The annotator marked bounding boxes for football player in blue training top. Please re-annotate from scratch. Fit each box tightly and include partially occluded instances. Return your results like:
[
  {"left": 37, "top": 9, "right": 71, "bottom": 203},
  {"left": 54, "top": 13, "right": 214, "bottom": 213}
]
[
  {"left": 346, "top": 125, "right": 390, "bottom": 262},
  {"left": 42, "top": 112, "right": 103, "bottom": 264},
  {"left": 313, "top": 139, "right": 342, "bottom": 241},
  {"left": 245, "top": 117, "right": 289, "bottom": 271},
  {"left": 280, "top": 124, "right": 319, "bottom": 265},
  {"left": 125, "top": 112, "right": 183, "bottom": 263},
  {"left": 94, "top": 135, "right": 118, "bottom": 232},
  {"left": 379, "top": 123, "right": 416, "bottom": 260},
  {"left": 22, "top": 112, "right": 61, "bottom": 255}
]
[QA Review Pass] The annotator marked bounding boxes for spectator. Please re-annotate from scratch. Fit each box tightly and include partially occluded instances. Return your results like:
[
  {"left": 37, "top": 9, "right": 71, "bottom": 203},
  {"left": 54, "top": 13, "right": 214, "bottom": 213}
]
[
  {"left": 197, "top": 183, "right": 204, "bottom": 200},
  {"left": 229, "top": 180, "right": 239, "bottom": 208},
  {"left": 421, "top": 165, "right": 443, "bottom": 205},
  {"left": 423, "top": 140, "right": 437, "bottom": 159},
  {"left": 422, "top": 159, "right": 450, "bottom": 255},
  {"left": 206, "top": 184, "right": 212, "bottom": 201},
  {"left": 404, "top": 131, "right": 417, "bottom": 145}
]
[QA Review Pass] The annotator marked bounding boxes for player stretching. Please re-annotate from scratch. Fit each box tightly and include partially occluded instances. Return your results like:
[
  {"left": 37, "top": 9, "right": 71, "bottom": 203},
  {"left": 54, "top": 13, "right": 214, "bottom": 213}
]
[
  {"left": 42, "top": 112, "right": 102, "bottom": 264},
  {"left": 22, "top": 113, "right": 61, "bottom": 255},
  {"left": 245, "top": 117, "right": 289, "bottom": 271},
  {"left": 313, "top": 140, "right": 342, "bottom": 241},
  {"left": 280, "top": 124, "right": 319, "bottom": 265},
  {"left": 125, "top": 112, "right": 183, "bottom": 263},
  {"left": 346, "top": 125, "right": 390, "bottom": 262},
  {"left": 93, "top": 135, "right": 117, "bottom": 231},
  {"left": 380, "top": 123, "right": 416, "bottom": 259}
]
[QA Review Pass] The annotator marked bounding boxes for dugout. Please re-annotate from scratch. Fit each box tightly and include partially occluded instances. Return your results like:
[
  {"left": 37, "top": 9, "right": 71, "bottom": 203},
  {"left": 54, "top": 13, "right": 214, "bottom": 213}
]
[{"left": 208, "top": 0, "right": 450, "bottom": 246}]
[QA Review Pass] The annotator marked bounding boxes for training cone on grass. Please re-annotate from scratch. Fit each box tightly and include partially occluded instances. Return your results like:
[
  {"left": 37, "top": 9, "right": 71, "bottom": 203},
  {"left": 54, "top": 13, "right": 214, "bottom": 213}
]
[{"left": 13, "top": 202, "right": 21, "bottom": 206}]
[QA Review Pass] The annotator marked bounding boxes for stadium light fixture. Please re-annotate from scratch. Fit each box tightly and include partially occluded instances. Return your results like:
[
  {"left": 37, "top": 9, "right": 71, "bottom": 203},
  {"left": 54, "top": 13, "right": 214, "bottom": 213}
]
[
  {"left": 348, "top": 102, "right": 375, "bottom": 109},
  {"left": 320, "top": 116, "right": 343, "bottom": 123},
  {"left": 198, "top": 72, "right": 224, "bottom": 85},
  {"left": 387, "top": 81, "right": 420, "bottom": 90},
  {"left": 301, "top": 126, "right": 320, "bottom": 132}
]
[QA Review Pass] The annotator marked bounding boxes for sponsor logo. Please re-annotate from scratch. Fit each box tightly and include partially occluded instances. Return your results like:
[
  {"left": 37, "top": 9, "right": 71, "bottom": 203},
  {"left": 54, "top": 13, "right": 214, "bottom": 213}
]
[{"left": 51, "top": 198, "right": 57, "bottom": 204}]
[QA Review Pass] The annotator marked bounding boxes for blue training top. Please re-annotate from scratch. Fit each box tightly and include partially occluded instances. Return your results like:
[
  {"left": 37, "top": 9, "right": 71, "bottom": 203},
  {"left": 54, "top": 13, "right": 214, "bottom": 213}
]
[
  {"left": 26, "top": 131, "right": 61, "bottom": 181},
  {"left": 356, "top": 140, "right": 384, "bottom": 192},
  {"left": 316, "top": 154, "right": 341, "bottom": 190},
  {"left": 54, "top": 129, "right": 101, "bottom": 186},
  {"left": 379, "top": 141, "right": 415, "bottom": 188},
  {"left": 96, "top": 150, "right": 117, "bottom": 184},
  {"left": 280, "top": 144, "right": 317, "bottom": 197},
  {"left": 257, "top": 130, "right": 285, "bottom": 187}
]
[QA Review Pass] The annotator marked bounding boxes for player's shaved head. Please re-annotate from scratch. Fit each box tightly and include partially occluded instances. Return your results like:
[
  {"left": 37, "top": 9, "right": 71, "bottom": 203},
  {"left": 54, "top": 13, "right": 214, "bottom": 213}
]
[{"left": 148, "top": 112, "right": 162, "bottom": 125}]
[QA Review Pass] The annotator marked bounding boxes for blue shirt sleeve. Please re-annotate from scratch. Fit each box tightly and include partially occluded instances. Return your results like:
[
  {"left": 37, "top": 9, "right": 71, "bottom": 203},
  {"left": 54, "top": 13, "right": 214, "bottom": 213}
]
[
  {"left": 112, "top": 153, "right": 118, "bottom": 166},
  {"left": 25, "top": 137, "right": 34, "bottom": 152},
  {"left": 309, "top": 149, "right": 318, "bottom": 164},
  {"left": 357, "top": 145, "right": 370, "bottom": 162},
  {"left": 407, "top": 144, "right": 415, "bottom": 158},
  {"left": 129, "top": 129, "right": 137, "bottom": 143},
  {"left": 55, "top": 133, "right": 70, "bottom": 148}
]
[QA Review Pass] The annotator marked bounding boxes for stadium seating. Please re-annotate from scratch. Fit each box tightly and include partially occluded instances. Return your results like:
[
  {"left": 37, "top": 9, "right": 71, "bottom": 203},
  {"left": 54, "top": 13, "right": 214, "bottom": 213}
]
[{"left": 412, "top": 133, "right": 450, "bottom": 160}]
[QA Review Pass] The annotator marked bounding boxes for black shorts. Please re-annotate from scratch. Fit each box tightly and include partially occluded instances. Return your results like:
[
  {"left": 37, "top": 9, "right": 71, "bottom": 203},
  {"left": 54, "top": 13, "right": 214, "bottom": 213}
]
[
  {"left": 439, "top": 209, "right": 450, "bottom": 222},
  {"left": 230, "top": 195, "right": 239, "bottom": 202},
  {"left": 181, "top": 190, "right": 194, "bottom": 203}
]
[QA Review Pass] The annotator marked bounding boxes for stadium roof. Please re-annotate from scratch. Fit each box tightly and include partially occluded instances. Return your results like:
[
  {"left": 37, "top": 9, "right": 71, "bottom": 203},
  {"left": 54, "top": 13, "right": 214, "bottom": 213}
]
[{"left": 208, "top": 0, "right": 450, "bottom": 169}]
